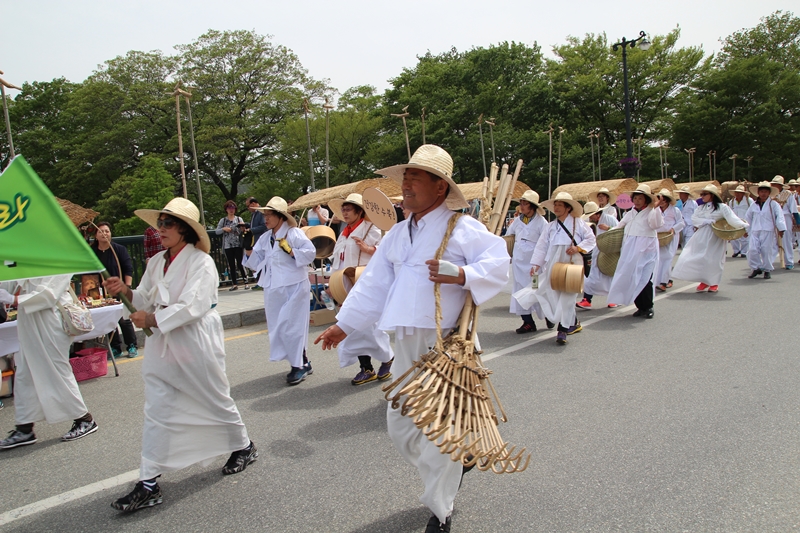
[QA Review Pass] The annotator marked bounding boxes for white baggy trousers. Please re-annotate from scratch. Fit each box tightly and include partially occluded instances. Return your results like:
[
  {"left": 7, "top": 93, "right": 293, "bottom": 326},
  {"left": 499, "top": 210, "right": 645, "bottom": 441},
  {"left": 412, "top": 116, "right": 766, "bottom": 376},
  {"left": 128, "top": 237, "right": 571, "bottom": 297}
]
[{"left": 388, "top": 327, "right": 462, "bottom": 524}]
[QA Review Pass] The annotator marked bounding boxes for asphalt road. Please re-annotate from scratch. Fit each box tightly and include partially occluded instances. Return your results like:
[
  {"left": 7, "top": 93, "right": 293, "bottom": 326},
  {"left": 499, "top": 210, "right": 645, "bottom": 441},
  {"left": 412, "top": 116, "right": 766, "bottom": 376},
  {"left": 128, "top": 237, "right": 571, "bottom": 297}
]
[{"left": 1, "top": 252, "right": 799, "bottom": 532}]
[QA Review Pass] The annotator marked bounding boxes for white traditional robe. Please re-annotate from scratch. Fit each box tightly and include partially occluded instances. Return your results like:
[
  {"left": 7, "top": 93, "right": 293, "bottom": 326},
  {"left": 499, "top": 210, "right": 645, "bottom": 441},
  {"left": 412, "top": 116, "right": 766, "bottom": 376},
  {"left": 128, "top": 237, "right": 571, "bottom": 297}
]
[
  {"left": 599, "top": 204, "right": 619, "bottom": 221},
  {"left": 780, "top": 194, "right": 798, "bottom": 266},
  {"left": 1, "top": 276, "right": 89, "bottom": 425},
  {"left": 506, "top": 213, "right": 547, "bottom": 316},
  {"left": 728, "top": 197, "right": 753, "bottom": 255},
  {"left": 515, "top": 215, "right": 596, "bottom": 327},
  {"left": 583, "top": 212, "right": 618, "bottom": 297},
  {"left": 130, "top": 244, "right": 249, "bottom": 480},
  {"left": 607, "top": 206, "right": 663, "bottom": 306},
  {"left": 654, "top": 205, "right": 686, "bottom": 286},
  {"left": 745, "top": 199, "right": 786, "bottom": 272},
  {"left": 330, "top": 219, "right": 393, "bottom": 368},
  {"left": 680, "top": 199, "right": 698, "bottom": 244},
  {"left": 336, "top": 203, "right": 509, "bottom": 523},
  {"left": 244, "top": 223, "right": 316, "bottom": 367},
  {"left": 672, "top": 203, "right": 747, "bottom": 285}
]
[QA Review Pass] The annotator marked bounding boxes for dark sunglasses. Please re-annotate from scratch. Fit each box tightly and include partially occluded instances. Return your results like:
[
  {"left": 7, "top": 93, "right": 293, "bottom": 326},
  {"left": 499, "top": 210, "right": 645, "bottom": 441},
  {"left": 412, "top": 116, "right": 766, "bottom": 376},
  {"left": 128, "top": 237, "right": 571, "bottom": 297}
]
[{"left": 157, "top": 217, "right": 178, "bottom": 229}]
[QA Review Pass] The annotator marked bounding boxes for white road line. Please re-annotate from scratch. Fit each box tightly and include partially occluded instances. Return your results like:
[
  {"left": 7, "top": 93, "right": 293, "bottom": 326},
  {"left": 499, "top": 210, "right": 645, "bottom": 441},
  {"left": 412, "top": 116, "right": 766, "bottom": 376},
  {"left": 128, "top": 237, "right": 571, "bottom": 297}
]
[{"left": 0, "top": 282, "right": 697, "bottom": 526}]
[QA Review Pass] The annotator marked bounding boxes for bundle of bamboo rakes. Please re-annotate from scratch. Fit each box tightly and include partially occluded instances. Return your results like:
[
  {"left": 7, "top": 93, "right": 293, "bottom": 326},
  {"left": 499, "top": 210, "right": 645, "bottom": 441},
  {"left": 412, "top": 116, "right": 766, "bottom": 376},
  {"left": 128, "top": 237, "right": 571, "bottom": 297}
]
[{"left": 382, "top": 161, "right": 530, "bottom": 474}]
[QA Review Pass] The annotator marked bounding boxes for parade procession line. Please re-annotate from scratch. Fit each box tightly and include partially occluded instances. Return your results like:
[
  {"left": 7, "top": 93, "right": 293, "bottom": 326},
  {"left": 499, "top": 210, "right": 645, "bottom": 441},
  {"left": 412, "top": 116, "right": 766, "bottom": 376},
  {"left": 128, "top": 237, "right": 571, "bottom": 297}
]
[{"left": 0, "top": 282, "right": 695, "bottom": 527}]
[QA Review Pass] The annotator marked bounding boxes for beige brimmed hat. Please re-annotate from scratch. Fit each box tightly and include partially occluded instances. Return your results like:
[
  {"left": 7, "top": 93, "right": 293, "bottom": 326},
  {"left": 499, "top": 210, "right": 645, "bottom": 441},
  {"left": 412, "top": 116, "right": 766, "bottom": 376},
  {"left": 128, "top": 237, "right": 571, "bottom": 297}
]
[
  {"left": 657, "top": 188, "right": 675, "bottom": 203},
  {"left": 771, "top": 175, "right": 785, "bottom": 186},
  {"left": 733, "top": 185, "right": 750, "bottom": 195},
  {"left": 674, "top": 185, "right": 696, "bottom": 199},
  {"left": 135, "top": 197, "right": 210, "bottom": 253},
  {"left": 788, "top": 179, "right": 798, "bottom": 186},
  {"left": 581, "top": 201, "right": 600, "bottom": 220},
  {"left": 328, "top": 193, "right": 369, "bottom": 222},
  {"left": 257, "top": 196, "right": 297, "bottom": 227},
  {"left": 699, "top": 184, "right": 723, "bottom": 202},
  {"left": 540, "top": 191, "right": 583, "bottom": 216},
  {"left": 588, "top": 187, "right": 617, "bottom": 206},
  {"left": 750, "top": 181, "right": 779, "bottom": 197},
  {"left": 625, "top": 183, "right": 658, "bottom": 204},
  {"left": 375, "top": 144, "right": 469, "bottom": 210},
  {"left": 516, "top": 190, "right": 546, "bottom": 216}
]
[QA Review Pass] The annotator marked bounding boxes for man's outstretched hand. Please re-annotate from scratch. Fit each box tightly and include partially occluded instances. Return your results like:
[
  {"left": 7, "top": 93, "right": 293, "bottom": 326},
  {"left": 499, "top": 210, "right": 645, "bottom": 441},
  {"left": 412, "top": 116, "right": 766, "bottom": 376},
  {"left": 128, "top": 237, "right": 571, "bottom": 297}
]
[{"left": 314, "top": 324, "right": 347, "bottom": 350}]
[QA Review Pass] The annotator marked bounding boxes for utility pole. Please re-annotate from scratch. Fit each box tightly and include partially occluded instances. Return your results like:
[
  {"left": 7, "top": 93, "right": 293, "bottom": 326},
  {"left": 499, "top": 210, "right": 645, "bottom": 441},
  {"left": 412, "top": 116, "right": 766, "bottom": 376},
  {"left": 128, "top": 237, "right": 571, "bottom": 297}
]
[
  {"left": 323, "top": 98, "right": 334, "bottom": 189},
  {"left": 729, "top": 153, "right": 738, "bottom": 182}
]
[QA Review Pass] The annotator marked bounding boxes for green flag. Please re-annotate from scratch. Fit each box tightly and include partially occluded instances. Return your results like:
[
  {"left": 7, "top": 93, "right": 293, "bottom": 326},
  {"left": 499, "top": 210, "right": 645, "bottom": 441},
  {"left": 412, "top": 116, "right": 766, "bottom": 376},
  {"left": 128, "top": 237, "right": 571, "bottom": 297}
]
[{"left": 0, "top": 156, "right": 105, "bottom": 281}]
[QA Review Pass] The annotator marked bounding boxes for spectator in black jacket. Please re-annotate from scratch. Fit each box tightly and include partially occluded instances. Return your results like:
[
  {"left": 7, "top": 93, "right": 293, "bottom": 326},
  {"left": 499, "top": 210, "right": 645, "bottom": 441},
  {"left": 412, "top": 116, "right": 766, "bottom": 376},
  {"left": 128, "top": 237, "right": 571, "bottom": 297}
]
[{"left": 91, "top": 222, "right": 139, "bottom": 358}]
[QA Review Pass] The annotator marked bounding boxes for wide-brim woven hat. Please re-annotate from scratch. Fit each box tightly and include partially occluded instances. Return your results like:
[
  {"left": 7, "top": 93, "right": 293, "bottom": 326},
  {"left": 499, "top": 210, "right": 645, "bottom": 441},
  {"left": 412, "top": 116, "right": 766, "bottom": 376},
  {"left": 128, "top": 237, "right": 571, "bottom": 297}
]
[
  {"left": 771, "top": 175, "right": 785, "bottom": 185},
  {"left": 733, "top": 185, "right": 750, "bottom": 196},
  {"left": 517, "top": 190, "right": 546, "bottom": 216},
  {"left": 788, "top": 179, "right": 798, "bottom": 186},
  {"left": 749, "top": 181, "right": 779, "bottom": 197},
  {"left": 256, "top": 196, "right": 297, "bottom": 227},
  {"left": 135, "top": 197, "right": 210, "bottom": 253},
  {"left": 375, "top": 144, "right": 469, "bottom": 210},
  {"left": 699, "top": 184, "right": 724, "bottom": 203},
  {"left": 328, "top": 193, "right": 369, "bottom": 222},
  {"left": 540, "top": 191, "right": 583, "bottom": 216},
  {"left": 625, "top": 183, "right": 658, "bottom": 204},
  {"left": 657, "top": 188, "right": 675, "bottom": 203},
  {"left": 588, "top": 187, "right": 617, "bottom": 206},
  {"left": 581, "top": 201, "right": 600, "bottom": 220},
  {"left": 674, "top": 185, "right": 696, "bottom": 199}
]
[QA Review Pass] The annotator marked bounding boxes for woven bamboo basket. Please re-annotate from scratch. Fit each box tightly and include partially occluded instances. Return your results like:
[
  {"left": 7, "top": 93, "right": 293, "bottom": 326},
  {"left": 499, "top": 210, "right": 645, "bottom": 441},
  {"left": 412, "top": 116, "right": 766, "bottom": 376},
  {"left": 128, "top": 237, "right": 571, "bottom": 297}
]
[
  {"left": 550, "top": 262, "right": 584, "bottom": 294},
  {"left": 56, "top": 198, "right": 99, "bottom": 227},
  {"left": 657, "top": 231, "right": 674, "bottom": 247},
  {"left": 597, "top": 252, "right": 620, "bottom": 276},
  {"left": 328, "top": 266, "right": 365, "bottom": 304},
  {"left": 712, "top": 219, "right": 747, "bottom": 241},
  {"left": 301, "top": 225, "right": 337, "bottom": 258},
  {"left": 552, "top": 178, "right": 638, "bottom": 203},
  {"left": 596, "top": 227, "right": 624, "bottom": 254}
]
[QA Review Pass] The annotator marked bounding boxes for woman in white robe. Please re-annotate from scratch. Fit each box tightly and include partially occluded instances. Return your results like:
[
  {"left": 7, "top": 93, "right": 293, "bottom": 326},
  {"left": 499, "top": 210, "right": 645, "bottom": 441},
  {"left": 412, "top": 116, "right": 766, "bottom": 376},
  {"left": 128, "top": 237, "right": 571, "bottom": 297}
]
[
  {"left": 105, "top": 197, "right": 255, "bottom": 513},
  {"left": 672, "top": 185, "right": 747, "bottom": 291},
  {"left": 654, "top": 189, "right": 686, "bottom": 291},
  {"left": 607, "top": 185, "right": 664, "bottom": 318},
  {"left": 588, "top": 187, "right": 619, "bottom": 221},
  {"left": 0, "top": 275, "right": 97, "bottom": 449},
  {"left": 244, "top": 197, "right": 316, "bottom": 385},
  {"left": 506, "top": 190, "right": 548, "bottom": 333},
  {"left": 520, "top": 193, "right": 595, "bottom": 345},
  {"left": 327, "top": 193, "right": 393, "bottom": 385}
]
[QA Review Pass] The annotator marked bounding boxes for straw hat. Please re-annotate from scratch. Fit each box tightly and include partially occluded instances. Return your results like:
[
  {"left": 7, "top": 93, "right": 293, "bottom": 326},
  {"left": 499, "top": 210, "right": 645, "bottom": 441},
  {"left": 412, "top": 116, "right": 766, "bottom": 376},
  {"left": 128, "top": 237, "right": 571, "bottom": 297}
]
[
  {"left": 376, "top": 144, "right": 469, "bottom": 210},
  {"left": 625, "top": 184, "right": 658, "bottom": 204},
  {"left": 732, "top": 185, "right": 750, "bottom": 196},
  {"left": 581, "top": 201, "right": 601, "bottom": 220},
  {"left": 749, "top": 181, "right": 779, "bottom": 197},
  {"left": 135, "top": 197, "right": 210, "bottom": 253},
  {"left": 674, "top": 185, "right": 696, "bottom": 199},
  {"left": 657, "top": 188, "right": 675, "bottom": 203},
  {"left": 540, "top": 191, "right": 583, "bottom": 216},
  {"left": 788, "top": 179, "right": 798, "bottom": 186},
  {"left": 328, "top": 193, "right": 369, "bottom": 222},
  {"left": 699, "top": 184, "right": 724, "bottom": 203},
  {"left": 588, "top": 187, "right": 617, "bottom": 206},
  {"left": 771, "top": 175, "right": 785, "bottom": 186},
  {"left": 256, "top": 196, "right": 297, "bottom": 227},
  {"left": 516, "top": 190, "right": 546, "bottom": 216}
]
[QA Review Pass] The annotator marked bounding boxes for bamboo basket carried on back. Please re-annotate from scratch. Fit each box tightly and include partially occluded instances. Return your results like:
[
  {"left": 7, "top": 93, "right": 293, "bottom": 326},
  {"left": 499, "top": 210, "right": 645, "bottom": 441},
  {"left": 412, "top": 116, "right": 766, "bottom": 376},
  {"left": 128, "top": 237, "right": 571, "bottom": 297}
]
[{"left": 382, "top": 161, "right": 530, "bottom": 474}]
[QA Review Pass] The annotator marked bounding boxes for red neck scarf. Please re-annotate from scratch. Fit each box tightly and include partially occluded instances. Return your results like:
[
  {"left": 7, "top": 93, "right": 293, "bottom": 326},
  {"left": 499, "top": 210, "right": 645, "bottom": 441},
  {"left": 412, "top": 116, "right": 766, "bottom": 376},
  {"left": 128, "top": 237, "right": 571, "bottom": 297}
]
[{"left": 341, "top": 218, "right": 364, "bottom": 238}]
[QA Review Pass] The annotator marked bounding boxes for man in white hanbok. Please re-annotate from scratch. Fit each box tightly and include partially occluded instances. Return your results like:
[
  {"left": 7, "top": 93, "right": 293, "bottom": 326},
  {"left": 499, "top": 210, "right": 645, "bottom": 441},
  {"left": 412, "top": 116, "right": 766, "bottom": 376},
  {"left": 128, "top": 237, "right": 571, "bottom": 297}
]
[
  {"left": 745, "top": 182, "right": 786, "bottom": 279},
  {"left": 577, "top": 202, "right": 617, "bottom": 309},
  {"left": 672, "top": 185, "right": 747, "bottom": 292},
  {"left": 506, "top": 190, "right": 548, "bottom": 333},
  {"left": 525, "top": 192, "right": 595, "bottom": 345},
  {"left": 105, "top": 198, "right": 255, "bottom": 512},
  {"left": 770, "top": 175, "right": 798, "bottom": 269},
  {"left": 244, "top": 197, "right": 317, "bottom": 385},
  {"left": 676, "top": 186, "right": 697, "bottom": 246},
  {"left": 315, "top": 145, "right": 508, "bottom": 533},
  {"left": 728, "top": 186, "right": 753, "bottom": 258},
  {"left": 790, "top": 179, "right": 800, "bottom": 248},
  {"left": 607, "top": 185, "right": 663, "bottom": 319},
  {"left": 327, "top": 193, "right": 394, "bottom": 385},
  {"left": 0, "top": 276, "right": 98, "bottom": 450},
  {"left": 654, "top": 189, "right": 685, "bottom": 292}
]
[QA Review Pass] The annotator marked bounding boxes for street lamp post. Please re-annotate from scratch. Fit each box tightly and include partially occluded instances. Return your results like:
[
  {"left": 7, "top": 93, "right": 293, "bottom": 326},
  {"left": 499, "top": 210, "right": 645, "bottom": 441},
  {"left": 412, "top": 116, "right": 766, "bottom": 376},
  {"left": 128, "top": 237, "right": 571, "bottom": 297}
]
[{"left": 612, "top": 31, "right": 651, "bottom": 177}]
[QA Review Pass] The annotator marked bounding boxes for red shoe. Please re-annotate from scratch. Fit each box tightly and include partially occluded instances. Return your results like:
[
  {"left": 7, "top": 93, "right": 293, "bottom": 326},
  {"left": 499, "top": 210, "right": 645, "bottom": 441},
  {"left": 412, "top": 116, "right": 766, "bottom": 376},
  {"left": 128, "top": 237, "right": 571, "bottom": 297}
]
[
  {"left": 708, "top": 285, "right": 719, "bottom": 293},
  {"left": 696, "top": 283, "right": 709, "bottom": 292},
  {"left": 607, "top": 303, "right": 620, "bottom": 308},
  {"left": 576, "top": 298, "right": 592, "bottom": 309}
]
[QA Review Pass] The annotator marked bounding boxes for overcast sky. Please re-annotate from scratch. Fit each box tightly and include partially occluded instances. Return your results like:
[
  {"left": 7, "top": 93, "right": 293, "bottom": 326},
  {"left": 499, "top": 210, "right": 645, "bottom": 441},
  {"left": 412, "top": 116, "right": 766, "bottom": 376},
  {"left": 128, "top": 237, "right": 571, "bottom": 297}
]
[{"left": 2, "top": 1, "right": 788, "bottom": 97}]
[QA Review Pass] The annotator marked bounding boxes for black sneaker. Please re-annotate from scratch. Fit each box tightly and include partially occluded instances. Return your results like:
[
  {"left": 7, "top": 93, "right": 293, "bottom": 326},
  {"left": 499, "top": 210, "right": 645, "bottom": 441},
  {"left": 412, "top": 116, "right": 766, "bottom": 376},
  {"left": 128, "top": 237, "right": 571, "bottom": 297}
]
[
  {"left": 764, "top": 271, "right": 771, "bottom": 279},
  {"left": 222, "top": 441, "right": 258, "bottom": 475},
  {"left": 286, "top": 362, "right": 313, "bottom": 380},
  {"left": 61, "top": 420, "right": 98, "bottom": 441},
  {"left": 515, "top": 322, "right": 536, "bottom": 334},
  {"left": 545, "top": 319, "right": 555, "bottom": 329},
  {"left": 425, "top": 514, "right": 452, "bottom": 533},
  {"left": 0, "top": 429, "right": 37, "bottom": 449},
  {"left": 111, "top": 481, "right": 163, "bottom": 512},
  {"left": 748, "top": 269, "right": 763, "bottom": 279}
]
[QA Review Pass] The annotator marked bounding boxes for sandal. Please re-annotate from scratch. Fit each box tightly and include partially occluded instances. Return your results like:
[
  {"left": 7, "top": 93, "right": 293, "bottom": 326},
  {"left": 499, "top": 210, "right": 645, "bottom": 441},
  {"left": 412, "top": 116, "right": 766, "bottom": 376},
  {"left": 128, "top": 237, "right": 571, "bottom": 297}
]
[
  {"left": 666, "top": 280, "right": 673, "bottom": 288},
  {"left": 656, "top": 284, "right": 667, "bottom": 292}
]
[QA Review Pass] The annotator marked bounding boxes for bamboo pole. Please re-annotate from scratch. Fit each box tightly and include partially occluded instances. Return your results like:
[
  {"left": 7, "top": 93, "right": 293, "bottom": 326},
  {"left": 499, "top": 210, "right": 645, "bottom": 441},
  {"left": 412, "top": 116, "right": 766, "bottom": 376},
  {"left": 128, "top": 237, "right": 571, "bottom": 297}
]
[
  {"left": 0, "top": 71, "right": 22, "bottom": 160},
  {"left": 181, "top": 89, "right": 205, "bottom": 227},
  {"left": 391, "top": 106, "right": 411, "bottom": 160},
  {"left": 303, "top": 98, "right": 316, "bottom": 192},
  {"left": 169, "top": 85, "right": 188, "bottom": 198}
]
